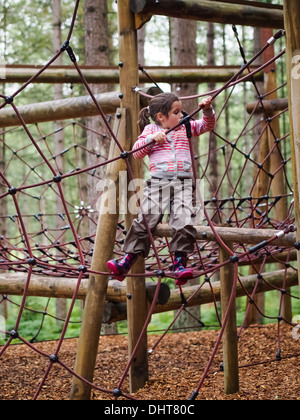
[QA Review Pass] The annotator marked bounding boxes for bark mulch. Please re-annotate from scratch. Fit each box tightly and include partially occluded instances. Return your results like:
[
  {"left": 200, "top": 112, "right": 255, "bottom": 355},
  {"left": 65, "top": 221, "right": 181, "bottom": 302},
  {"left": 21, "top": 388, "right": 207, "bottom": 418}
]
[{"left": 0, "top": 323, "right": 299, "bottom": 400}]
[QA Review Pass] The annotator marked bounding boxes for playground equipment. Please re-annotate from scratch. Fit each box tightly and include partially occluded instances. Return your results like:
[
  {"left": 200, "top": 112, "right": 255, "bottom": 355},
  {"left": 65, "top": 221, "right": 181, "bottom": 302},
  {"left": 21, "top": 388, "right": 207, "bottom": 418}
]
[{"left": 0, "top": 0, "right": 299, "bottom": 400}]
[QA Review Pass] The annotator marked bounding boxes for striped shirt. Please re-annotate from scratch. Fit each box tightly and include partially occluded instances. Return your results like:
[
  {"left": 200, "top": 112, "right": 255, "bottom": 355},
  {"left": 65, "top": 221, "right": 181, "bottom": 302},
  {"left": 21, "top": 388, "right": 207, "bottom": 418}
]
[{"left": 132, "top": 108, "right": 215, "bottom": 179}]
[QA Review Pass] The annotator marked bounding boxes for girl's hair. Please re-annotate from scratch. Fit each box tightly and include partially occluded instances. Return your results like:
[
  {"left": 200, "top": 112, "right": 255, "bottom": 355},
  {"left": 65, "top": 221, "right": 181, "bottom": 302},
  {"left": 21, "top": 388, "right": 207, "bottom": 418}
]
[{"left": 138, "top": 92, "right": 179, "bottom": 132}]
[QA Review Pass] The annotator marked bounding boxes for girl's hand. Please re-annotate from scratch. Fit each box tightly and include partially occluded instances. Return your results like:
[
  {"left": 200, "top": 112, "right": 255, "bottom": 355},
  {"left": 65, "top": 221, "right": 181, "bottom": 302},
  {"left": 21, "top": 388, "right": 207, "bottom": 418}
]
[
  {"left": 152, "top": 131, "right": 167, "bottom": 145},
  {"left": 199, "top": 96, "right": 212, "bottom": 110}
]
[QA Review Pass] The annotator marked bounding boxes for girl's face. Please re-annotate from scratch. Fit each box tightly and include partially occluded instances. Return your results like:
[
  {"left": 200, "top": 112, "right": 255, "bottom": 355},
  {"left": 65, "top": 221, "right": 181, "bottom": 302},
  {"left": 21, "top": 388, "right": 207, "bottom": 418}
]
[{"left": 159, "top": 100, "right": 183, "bottom": 130}]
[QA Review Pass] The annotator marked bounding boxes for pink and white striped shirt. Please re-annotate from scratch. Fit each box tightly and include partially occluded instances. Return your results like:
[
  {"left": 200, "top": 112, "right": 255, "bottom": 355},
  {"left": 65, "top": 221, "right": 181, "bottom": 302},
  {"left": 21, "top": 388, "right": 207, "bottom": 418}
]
[{"left": 132, "top": 108, "right": 215, "bottom": 179}]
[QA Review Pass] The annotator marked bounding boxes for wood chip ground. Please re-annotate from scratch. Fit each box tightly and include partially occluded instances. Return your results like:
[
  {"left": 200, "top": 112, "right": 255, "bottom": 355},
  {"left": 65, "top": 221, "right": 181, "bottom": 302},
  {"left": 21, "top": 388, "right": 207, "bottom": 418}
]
[{"left": 0, "top": 324, "right": 299, "bottom": 400}]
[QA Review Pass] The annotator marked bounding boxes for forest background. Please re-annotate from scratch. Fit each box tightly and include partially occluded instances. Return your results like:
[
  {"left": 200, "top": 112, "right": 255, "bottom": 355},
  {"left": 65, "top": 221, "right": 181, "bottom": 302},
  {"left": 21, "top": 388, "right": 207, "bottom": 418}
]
[{"left": 1, "top": 0, "right": 298, "bottom": 344}]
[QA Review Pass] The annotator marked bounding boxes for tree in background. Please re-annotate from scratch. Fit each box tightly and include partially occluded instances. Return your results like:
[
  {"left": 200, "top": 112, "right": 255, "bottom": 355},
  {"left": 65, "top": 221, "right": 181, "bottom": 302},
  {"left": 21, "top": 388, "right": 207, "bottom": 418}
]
[
  {"left": 170, "top": 17, "right": 202, "bottom": 331},
  {"left": 52, "top": 0, "right": 67, "bottom": 324}
]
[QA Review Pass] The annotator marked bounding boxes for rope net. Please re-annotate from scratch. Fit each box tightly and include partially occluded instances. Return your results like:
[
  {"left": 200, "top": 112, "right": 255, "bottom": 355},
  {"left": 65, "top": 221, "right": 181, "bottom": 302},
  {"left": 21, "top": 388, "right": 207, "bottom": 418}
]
[{"left": 0, "top": 0, "right": 299, "bottom": 400}]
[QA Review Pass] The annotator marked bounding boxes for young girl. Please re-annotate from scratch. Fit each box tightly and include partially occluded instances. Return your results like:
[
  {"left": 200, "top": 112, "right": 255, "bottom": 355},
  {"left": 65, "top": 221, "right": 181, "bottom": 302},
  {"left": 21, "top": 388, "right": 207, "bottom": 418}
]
[{"left": 107, "top": 92, "right": 215, "bottom": 286}]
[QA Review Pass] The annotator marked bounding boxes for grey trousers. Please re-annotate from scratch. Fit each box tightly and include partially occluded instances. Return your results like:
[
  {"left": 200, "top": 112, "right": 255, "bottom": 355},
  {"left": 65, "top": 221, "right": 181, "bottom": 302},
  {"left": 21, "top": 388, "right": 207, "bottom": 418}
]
[{"left": 123, "top": 178, "right": 197, "bottom": 257}]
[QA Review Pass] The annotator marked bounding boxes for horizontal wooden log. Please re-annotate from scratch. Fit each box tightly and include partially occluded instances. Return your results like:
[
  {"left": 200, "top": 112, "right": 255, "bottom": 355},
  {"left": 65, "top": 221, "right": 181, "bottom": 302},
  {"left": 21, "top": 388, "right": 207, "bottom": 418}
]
[
  {"left": 155, "top": 268, "right": 298, "bottom": 314},
  {"left": 106, "top": 267, "right": 298, "bottom": 323},
  {"left": 0, "top": 91, "right": 121, "bottom": 128},
  {"left": 0, "top": 86, "right": 162, "bottom": 128},
  {"left": 246, "top": 98, "right": 288, "bottom": 114},
  {"left": 0, "top": 273, "right": 88, "bottom": 300},
  {"left": 130, "top": 0, "right": 284, "bottom": 29},
  {"left": 155, "top": 224, "right": 296, "bottom": 247},
  {"left": 2, "top": 66, "right": 122, "bottom": 85},
  {"left": 0, "top": 65, "right": 263, "bottom": 85},
  {"left": 0, "top": 272, "right": 170, "bottom": 304},
  {"left": 0, "top": 267, "right": 296, "bottom": 324}
]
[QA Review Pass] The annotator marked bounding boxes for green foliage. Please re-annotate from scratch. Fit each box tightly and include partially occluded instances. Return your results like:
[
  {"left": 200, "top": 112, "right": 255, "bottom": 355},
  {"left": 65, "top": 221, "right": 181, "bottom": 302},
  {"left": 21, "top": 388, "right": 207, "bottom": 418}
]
[{"left": 0, "top": 295, "right": 83, "bottom": 345}]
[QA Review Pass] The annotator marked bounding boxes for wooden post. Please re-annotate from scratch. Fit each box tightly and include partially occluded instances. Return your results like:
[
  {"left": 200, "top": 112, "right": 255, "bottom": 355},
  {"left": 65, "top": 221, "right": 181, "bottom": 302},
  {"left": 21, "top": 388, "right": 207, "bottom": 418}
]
[
  {"left": 118, "top": 0, "right": 149, "bottom": 393},
  {"left": 284, "top": 0, "right": 300, "bottom": 289},
  {"left": 219, "top": 243, "right": 239, "bottom": 395},
  {"left": 70, "top": 109, "right": 130, "bottom": 400}
]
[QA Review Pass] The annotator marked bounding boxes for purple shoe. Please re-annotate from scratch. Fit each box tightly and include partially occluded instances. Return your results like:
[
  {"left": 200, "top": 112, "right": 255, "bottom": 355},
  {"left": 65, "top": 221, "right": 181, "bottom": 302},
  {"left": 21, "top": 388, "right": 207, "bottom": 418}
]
[
  {"left": 173, "top": 252, "right": 193, "bottom": 286},
  {"left": 107, "top": 253, "right": 138, "bottom": 282}
]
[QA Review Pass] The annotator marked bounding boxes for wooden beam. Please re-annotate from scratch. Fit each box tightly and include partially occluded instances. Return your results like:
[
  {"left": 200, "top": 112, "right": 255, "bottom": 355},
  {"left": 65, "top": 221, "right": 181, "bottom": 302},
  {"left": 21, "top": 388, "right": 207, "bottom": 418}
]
[
  {"left": 246, "top": 98, "right": 288, "bottom": 115},
  {"left": 130, "top": 0, "right": 284, "bottom": 29},
  {"left": 1, "top": 66, "right": 122, "bottom": 84},
  {"left": 0, "top": 86, "right": 164, "bottom": 128},
  {"left": 0, "top": 91, "right": 121, "bottom": 128},
  {"left": 0, "top": 65, "right": 263, "bottom": 85},
  {"left": 106, "top": 267, "right": 298, "bottom": 323},
  {"left": 0, "top": 273, "right": 170, "bottom": 304},
  {"left": 155, "top": 224, "right": 296, "bottom": 247},
  {"left": 0, "top": 267, "right": 296, "bottom": 324}
]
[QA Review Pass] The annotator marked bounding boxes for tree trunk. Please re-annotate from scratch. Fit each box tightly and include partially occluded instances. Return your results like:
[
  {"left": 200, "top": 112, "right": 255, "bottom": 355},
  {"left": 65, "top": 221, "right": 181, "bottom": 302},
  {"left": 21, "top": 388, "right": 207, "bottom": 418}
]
[
  {"left": 0, "top": 2, "right": 8, "bottom": 320},
  {"left": 84, "top": 0, "right": 111, "bottom": 228},
  {"left": 207, "top": 22, "right": 219, "bottom": 209},
  {"left": 170, "top": 17, "right": 201, "bottom": 332},
  {"left": 244, "top": 27, "right": 264, "bottom": 327},
  {"left": 52, "top": 0, "right": 67, "bottom": 326},
  {"left": 84, "top": 0, "right": 117, "bottom": 335}
]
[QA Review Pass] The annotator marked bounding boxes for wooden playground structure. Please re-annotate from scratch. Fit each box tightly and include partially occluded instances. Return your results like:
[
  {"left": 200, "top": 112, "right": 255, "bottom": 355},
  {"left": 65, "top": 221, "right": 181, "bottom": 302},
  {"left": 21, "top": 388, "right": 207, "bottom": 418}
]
[{"left": 0, "top": 0, "right": 300, "bottom": 400}]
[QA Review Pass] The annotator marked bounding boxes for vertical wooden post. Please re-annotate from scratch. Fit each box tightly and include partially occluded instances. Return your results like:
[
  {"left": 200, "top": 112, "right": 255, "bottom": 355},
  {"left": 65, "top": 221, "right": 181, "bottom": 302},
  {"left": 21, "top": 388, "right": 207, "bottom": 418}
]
[
  {"left": 247, "top": 27, "right": 291, "bottom": 324},
  {"left": 70, "top": 110, "right": 130, "bottom": 400},
  {"left": 219, "top": 243, "right": 239, "bottom": 395},
  {"left": 118, "top": 0, "right": 149, "bottom": 392},
  {"left": 284, "top": 0, "right": 300, "bottom": 289},
  {"left": 260, "top": 28, "right": 291, "bottom": 321},
  {"left": 246, "top": 121, "right": 269, "bottom": 326}
]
